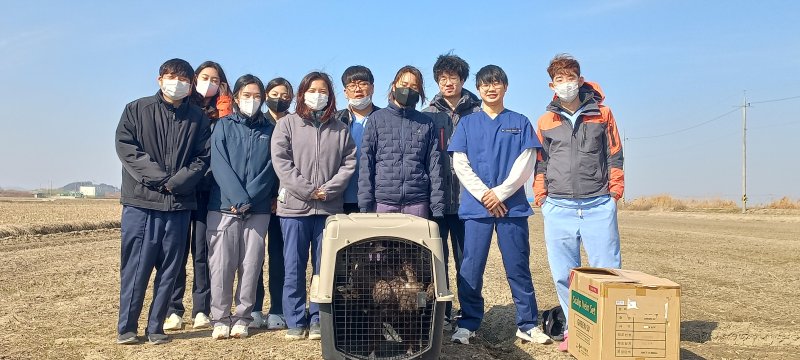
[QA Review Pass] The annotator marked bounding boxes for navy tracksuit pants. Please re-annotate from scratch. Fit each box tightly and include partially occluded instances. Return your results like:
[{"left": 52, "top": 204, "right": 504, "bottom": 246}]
[
  {"left": 281, "top": 215, "right": 326, "bottom": 329},
  {"left": 117, "top": 205, "right": 190, "bottom": 336}
]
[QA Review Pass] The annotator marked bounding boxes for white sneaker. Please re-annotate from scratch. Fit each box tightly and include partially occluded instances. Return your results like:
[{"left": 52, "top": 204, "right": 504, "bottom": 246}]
[
  {"left": 516, "top": 327, "right": 553, "bottom": 344},
  {"left": 231, "top": 325, "right": 249, "bottom": 339},
  {"left": 212, "top": 325, "right": 230, "bottom": 340},
  {"left": 266, "top": 314, "right": 287, "bottom": 330},
  {"left": 451, "top": 327, "right": 475, "bottom": 344},
  {"left": 249, "top": 311, "right": 266, "bottom": 328},
  {"left": 163, "top": 314, "right": 183, "bottom": 331},
  {"left": 193, "top": 313, "right": 211, "bottom": 329}
]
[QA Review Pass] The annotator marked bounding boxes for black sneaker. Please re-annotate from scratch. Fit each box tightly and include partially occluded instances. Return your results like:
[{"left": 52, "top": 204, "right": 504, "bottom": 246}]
[
  {"left": 116, "top": 332, "right": 138, "bottom": 345},
  {"left": 147, "top": 333, "right": 171, "bottom": 345}
]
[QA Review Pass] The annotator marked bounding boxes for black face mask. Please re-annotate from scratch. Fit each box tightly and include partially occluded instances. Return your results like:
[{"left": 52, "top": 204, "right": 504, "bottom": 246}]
[
  {"left": 393, "top": 87, "right": 420, "bottom": 108},
  {"left": 266, "top": 97, "right": 291, "bottom": 113}
]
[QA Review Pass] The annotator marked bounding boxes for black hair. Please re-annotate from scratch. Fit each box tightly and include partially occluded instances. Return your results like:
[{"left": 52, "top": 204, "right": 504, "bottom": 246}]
[
  {"left": 191, "top": 61, "right": 231, "bottom": 109},
  {"left": 232, "top": 74, "right": 266, "bottom": 117},
  {"left": 159, "top": 58, "right": 194, "bottom": 80},
  {"left": 433, "top": 52, "right": 470, "bottom": 83},
  {"left": 388, "top": 65, "right": 426, "bottom": 106},
  {"left": 475, "top": 65, "right": 509, "bottom": 88},
  {"left": 266, "top": 77, "right": 294, "bottom": 98},
  {"left": 341, "top": 65, "right": 374, "bottom": 86}
]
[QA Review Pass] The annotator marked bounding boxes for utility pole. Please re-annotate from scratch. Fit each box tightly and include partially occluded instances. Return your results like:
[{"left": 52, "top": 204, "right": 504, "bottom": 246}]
[{"left": 741, "top": 92, "right": 749, "bottom": 214}]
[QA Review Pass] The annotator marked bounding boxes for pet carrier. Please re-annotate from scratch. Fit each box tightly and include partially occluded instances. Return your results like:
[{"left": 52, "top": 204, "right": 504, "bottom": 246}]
[{"left": 312, "top": 213, "right": 453, "bottom": 360}]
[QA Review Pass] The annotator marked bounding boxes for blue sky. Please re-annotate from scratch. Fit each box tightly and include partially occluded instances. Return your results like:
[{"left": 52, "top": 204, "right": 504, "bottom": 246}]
[{"left": 1, "top": 0, "right": 798, "bottom": 204}]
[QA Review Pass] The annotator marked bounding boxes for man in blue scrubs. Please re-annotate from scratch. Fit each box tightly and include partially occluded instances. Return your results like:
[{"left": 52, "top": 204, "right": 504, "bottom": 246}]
[{"left": 448, "top": 65, "right": 551, "bottom": 346}]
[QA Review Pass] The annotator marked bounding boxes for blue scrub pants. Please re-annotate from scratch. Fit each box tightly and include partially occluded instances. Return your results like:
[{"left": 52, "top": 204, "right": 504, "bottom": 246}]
[
  {"left": 117, "top": 206, "right": 190, "bottom": 336},
  {"left": 542, "top": 195, "right": 621, "bottom": 329},
  {"left": 281, "top": 215, "right": 326, "bottom": 329},
  {"left": 457, "top": 216, "right": 540, "bottom": 332}
]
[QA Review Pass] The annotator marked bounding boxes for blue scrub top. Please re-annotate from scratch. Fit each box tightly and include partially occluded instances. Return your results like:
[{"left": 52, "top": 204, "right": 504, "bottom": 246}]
[
  {"left": 448, "top": 109, "right": 541, "bottom": 219},
  {"left": 343, "top": 112, "right": 370, "bottom": 203}
]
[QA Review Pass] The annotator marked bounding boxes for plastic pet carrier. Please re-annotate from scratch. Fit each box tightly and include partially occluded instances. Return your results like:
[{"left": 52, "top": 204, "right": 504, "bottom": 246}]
[{"left": 312, "top": 214, "right": 453, "bottom": 360}]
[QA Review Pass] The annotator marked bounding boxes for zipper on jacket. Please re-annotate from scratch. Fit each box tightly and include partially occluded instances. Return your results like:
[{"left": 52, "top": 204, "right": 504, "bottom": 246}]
[
  {"left": 166, "top": 110, "right": 174, "bottom": 209},
  {"left": 314, "top": 121, "right": 321, "bottom": 215},
  {"left": 400, "top": 109, "right": 406, "bottom": 204}
]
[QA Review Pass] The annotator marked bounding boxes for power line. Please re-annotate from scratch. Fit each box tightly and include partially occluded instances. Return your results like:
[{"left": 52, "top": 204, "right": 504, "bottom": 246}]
[
  {"left": 626, "top": 108, "right": 739, "bottom": 140},
  {"left": 749, "top": 95, "right": 800, "bottom": 104},
  {"left": 625, "top": 94, "right": 800, "bottom": 141}
]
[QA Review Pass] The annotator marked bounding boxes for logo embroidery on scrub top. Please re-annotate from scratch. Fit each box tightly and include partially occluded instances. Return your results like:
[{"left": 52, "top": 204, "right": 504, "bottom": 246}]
[{"left": 500, "top": 128, "right": 522, "bottom": 134}]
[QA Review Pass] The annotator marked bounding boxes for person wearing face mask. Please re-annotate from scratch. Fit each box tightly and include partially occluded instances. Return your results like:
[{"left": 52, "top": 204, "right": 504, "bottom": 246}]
[
  {"left": 448, "top": 65, "right": 551, "bottom": 346},
  {"left": 250, "top": 77, "right": 294, "bottom": 331},
  {"left": 114, "top": 58, "right": 211, "bottom": 345},
  {"left": 163, "top": 61, "right": 233, "bottom": 333},
  {"left": 205, "top": 74, "right": 278, "bottom": 340},
  {"left": 334, "top": 66, "right": 381, "bottom": 214},
  {"left": 422, "top": 53, "right": 482, "bottom": 329},
  {"left": 358, "top": 66, "right": 445, "bottom": 219},
  {"left": 270, "top": 71, "right": 356, "bottom": 341},
  {"left": 534, "top": 54, "right": 624, "bottom": 352}
]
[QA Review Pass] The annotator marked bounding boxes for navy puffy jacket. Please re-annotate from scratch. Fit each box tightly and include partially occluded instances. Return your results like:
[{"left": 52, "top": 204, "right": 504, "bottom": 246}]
[{"left": 358, "top": 102, "right": 445, "bottom": 217}]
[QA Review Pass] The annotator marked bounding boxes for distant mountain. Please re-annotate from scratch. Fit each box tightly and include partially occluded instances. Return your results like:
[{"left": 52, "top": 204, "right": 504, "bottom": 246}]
[
  {"left": 61, "top": 181, "right": 120, "bottom": 194},
  {"left": 0, "top": 185, "right": 29, "bottom": 191}
]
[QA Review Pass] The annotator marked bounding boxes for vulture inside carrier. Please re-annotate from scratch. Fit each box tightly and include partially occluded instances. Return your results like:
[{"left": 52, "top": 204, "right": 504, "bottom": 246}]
[
  {"left": 315, "top": 214, "right": 451, "bottom": 360},
  {"left": 336, "top": 241, "right": 436, "bottom": 357}
]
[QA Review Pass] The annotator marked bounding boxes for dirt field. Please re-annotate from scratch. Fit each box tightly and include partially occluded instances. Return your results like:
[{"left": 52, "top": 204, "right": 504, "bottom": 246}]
[{"left": 0, "top": 201, "right": 798, "bottom": 359}]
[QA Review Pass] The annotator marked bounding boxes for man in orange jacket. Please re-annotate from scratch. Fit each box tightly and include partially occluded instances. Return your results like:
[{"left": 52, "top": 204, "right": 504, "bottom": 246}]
[{"left": 533, "top": 54, "right": 624, "bottom": 351}]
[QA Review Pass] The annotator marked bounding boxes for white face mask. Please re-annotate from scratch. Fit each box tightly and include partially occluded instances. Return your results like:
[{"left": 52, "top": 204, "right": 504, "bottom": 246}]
[
  {"left": 195, "top": 80, "right": 219, "bottom": 98},
  {"left": 348, "top": 95, "right": 372, "bottom": 110},
  {"left": 554, "top": 81, "right": 580, "bottom": 103},
  {"left": 161, "top": 79, "right": 191, "bottom": 101},
  {"left": 239, "top": 98, "right": 261, "bottom": 117},
  {"left": 304, "top": 92, "right": 329, "bottom": 111}
]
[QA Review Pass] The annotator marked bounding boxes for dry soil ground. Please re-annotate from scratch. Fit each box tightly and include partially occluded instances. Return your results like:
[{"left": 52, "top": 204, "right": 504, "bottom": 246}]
[{"left": 0, "top": 200, "right": 798, "bottom": 359}]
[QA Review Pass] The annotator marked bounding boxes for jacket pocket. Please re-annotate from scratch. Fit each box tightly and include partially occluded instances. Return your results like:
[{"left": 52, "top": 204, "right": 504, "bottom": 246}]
[{"left": 283, "top": 189, "right": 311, "bottom": 212}]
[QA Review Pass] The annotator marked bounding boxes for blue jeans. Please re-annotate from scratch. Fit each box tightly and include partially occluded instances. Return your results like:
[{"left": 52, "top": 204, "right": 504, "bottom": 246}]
[
  {"left": 117, "top": 206, "right": 190, "bottom": 336},
  {"left": 457, "top": 217, "right": 539, "bottom": 332},
  {"left": 542, "top": 195, "right": 621, "bottom": 329},
  {"left": 281, "top": 215, "right": 327, "bottom": 329}
]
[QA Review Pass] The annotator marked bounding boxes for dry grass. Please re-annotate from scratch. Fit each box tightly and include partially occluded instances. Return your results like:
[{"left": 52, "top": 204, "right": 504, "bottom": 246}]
[
  {"left": 620, "top": 195, "right": 738, "bottom": 211},
  {"left": 764, "top": 196, "right": 800, "bottom": 209},
  {"left": 1, "top": 210, "right": 799, "bottom": 359},
  {"left": 0, "top": 199, "right": 121, "bottom": 238}
]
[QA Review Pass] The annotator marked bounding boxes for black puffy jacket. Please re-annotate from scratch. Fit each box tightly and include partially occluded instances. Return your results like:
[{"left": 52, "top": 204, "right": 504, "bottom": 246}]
[
  {"left": 115, "top": 91, "right": 211, "bottom": 211},
  {"left": 358, "top": 102, "right": 445, "bottom": 217}
]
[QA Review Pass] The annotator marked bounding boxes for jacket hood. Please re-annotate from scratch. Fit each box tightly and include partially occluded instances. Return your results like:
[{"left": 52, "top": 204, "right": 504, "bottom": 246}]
[
  {"left": 547, "top": 81, "right": 605, "bottom": 113},
  {"left": 431, "top": 89, "right": 481, "bottom": 113}
]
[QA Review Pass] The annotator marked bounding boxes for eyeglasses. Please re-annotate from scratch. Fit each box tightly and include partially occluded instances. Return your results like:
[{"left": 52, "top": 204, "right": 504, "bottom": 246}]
[
  {"left": 345, "top": 81, "right": 372, "bottom": 91},
  {"left": 438, "top": 75, "right": 461, "bottom": 85},
  {"left": 479, "top": 82, "right": 504, "bottom": 90}
]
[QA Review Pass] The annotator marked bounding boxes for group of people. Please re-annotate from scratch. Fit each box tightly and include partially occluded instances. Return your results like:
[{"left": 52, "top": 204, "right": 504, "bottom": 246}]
[{"left": 113, "top": 52, "right": 624, "bottom": 353}]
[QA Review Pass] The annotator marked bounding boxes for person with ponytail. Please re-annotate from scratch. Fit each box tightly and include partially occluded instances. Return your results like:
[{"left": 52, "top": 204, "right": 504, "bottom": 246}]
[
  {"left": 270, "top": 71, "right": 356, "bottom": 341},
  {"left": 164, "top": 60, "right": 233, "bottom": 333},
  {"left": 357, "top": 65, "right": 445, "bottom": 219},
  {"left": 250, "top": 78, "right": 294, "bottom": 330},
  {"left": 206, "top": 74, "right": 278, "bottom": 340}
]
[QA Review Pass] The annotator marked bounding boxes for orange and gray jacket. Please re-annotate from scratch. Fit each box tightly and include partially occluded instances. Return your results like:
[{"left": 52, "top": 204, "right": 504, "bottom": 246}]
[{"left": 533, "top": 82, "right": 624, "bottom": 205}]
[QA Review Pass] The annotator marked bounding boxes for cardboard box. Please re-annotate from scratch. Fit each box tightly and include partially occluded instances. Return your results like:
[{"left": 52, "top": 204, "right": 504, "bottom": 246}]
[{"left": 568, "top": 267, "right": 681, "bottom": 360}]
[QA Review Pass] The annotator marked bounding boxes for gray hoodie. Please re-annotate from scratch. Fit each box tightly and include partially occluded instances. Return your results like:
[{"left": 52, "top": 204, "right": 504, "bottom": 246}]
[{"left": 270, "top": 113, "right": 357, "bottom": 217}]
